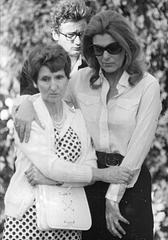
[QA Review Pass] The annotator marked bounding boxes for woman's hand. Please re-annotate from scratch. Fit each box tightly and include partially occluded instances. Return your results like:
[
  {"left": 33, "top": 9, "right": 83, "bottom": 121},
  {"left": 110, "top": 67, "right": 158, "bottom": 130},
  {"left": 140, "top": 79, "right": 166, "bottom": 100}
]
[
  {"left": 25, "top": 165, "right": 63, "bottom": 186},
  {"left": 92, "top": 166, "right": 133, "bottom": 184},
  {"left": 105, "top": 166, "right": 133, "bottom": 184},
  {"left": 106, "top": 199, "right": 129, "bottom": 238},
  {"left": 14, "top": 99, "right": 44, "bottom": 143}
]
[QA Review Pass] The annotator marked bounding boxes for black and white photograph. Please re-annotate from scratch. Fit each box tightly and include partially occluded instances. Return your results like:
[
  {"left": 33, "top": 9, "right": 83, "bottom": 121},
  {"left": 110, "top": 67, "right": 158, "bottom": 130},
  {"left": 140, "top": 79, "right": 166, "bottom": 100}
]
[{"left": 0, "top": 0, "right": 167, "bottom": 239}]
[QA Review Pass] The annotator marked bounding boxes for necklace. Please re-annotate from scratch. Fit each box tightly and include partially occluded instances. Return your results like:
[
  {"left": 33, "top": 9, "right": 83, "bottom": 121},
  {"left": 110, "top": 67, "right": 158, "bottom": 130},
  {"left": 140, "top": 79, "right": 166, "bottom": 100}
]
[{"left": 53, "top": 113, "right": 66, "bottom": 133}]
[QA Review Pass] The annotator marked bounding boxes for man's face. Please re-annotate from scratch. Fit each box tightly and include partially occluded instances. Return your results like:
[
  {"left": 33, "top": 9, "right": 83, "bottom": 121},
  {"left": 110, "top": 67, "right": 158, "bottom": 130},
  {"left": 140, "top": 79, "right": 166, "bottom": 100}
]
[{"left": 56, "top": 19, "right": 87, "bottom": 58}]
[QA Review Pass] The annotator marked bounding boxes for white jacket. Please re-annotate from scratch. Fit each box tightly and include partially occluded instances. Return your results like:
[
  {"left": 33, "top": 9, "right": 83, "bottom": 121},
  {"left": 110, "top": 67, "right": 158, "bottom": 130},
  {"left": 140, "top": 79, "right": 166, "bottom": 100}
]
[{"left": 5, "top": 95, "right": 97, "bottom": 219}]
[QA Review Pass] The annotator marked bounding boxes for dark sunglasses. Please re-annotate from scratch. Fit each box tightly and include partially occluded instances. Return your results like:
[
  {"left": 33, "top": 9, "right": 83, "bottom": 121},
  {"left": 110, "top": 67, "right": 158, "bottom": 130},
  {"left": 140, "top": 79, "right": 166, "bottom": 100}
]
[{"left": 92, "top": 42, "right": 123, "bottom": 56}]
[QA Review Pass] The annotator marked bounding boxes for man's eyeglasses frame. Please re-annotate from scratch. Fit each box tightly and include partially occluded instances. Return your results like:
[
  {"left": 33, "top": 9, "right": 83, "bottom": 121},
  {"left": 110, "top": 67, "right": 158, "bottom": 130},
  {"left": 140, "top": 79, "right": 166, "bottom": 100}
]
[{"left": 58, "top": 31, "right": 84, "bottom": 41}]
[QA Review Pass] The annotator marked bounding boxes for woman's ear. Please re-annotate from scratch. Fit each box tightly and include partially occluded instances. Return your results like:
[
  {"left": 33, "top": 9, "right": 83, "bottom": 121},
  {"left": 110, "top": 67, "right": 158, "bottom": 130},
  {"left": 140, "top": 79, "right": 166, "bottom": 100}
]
[{"left": 52, "top": 30, "right": 59, "bottom": 41}]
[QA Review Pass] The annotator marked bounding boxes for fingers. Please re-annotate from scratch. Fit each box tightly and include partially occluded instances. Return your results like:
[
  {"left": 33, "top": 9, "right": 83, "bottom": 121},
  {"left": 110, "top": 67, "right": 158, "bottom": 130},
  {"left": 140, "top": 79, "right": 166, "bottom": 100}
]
[
  {"left": 14, "top": 118, "right": 27, "bottom": 143},
  {"left": 111, "top": 226, "right": 122, "bottom": 239},
  {"left": 105, "top": 166, "right": 134, "bottom": 184},
  {"left": 119, "top": 167, "right": 134, "bottom": 184},
  {"left": 119, "top": 215, "right": 129, "bottom": 225},
  {"left": 112, "top": 214, "right": 130, "bottom": 237},
  {"left": 24, "top": 122, "right": 31, "bottom": 143},
  {"left": 114, "top": 220, "right": 126, "bottom": 236},
  {"left": 106, "top": 199, "right": 129, "bottom": 238},
  {"left": 14, "top": 118, "right": 21, "bottom": 138},
  {"left": 116, "top": 173, "right": 130, "bottom": 184},
  {"left": 25, "top": 168, "right": 37, "bottom": 186},
  {"left": 112, "top": 221, "right": 125, "bottom": 238},
  {"left": 25, "top": 172, "right": 36, "bottom": 186},
  {"left": 122, "top": 167, "right": 134, "bottom": 179},
  {"left": 19, "top": 122, "right": 26, "bottom": 143},
  {"left": 106, "top": 217, "right": 124, "bottom": 238}
]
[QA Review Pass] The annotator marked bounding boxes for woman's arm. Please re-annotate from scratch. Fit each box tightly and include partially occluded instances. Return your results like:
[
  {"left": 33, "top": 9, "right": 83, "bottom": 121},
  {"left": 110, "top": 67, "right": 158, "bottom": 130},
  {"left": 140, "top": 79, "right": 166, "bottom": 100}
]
[
  {"left": 15, "top": 124, "right": 93, "bottom": 183},
  {"left": 13, "top": 94, "right": 43, "bottom": 142},
  {"left": 25, "top": 165, "right": 63, "bottom": 186},
  {"left": 15, "top": 121, "right": 132, "bottom": 185},
  {"left": 105, "top": 78, "right": 162, "bottom": 238},
  {"left": 25, "top": 164, "right": 89, "bottom": 187},
  {"left": 25, "top": 163, "right": 132, "bottom": 188},
  {"left": 106, "top": 80, "right": 162, "bottom": 203}
]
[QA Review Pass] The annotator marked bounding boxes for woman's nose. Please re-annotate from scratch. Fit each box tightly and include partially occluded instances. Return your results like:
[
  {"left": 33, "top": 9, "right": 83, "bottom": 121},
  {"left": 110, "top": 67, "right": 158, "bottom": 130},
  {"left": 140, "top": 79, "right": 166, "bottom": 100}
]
[
  {"left": 50, "top": 80, "right": 58, "bottom": 91},
  {"left": 102, "top": 50, "right": 110, "bottom": 59}
]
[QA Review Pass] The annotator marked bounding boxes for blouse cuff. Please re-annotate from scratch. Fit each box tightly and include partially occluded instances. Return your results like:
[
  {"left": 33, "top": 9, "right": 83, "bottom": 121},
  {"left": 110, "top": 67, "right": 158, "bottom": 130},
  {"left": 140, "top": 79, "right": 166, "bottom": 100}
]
[{"left": 105, "top": 184, "right": 127, "bottom": 203}]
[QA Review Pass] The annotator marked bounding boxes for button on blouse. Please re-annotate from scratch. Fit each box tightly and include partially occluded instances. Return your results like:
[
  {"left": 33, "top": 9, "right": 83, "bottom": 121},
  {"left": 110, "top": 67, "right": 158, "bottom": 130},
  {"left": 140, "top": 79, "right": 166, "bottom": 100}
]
[{"left": 65, "top": 67, "right": 162, "bottom": 202}]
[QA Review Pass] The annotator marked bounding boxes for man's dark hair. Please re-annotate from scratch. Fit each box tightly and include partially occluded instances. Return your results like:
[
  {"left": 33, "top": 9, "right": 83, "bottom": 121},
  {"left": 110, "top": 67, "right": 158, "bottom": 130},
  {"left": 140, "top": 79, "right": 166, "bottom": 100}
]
[{"left": 50, "top": 0, "right": 97, "bottom": 33}]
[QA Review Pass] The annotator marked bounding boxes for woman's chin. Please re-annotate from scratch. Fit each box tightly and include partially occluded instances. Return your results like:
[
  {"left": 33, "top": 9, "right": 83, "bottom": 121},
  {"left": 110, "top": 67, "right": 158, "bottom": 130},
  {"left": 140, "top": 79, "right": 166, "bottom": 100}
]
[{"left": 43, "top": 97, "right": 62, "bottom": 105}]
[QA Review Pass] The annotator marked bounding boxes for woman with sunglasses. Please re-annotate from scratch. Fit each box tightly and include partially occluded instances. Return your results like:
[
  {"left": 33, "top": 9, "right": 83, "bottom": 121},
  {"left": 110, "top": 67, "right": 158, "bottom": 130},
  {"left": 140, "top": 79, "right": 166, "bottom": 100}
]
[
  {"left": 12, "top": 10, "right": 161, "bottom": 240},
  {"left": 65, "top": 10, "right": 161, "bottom": 240}
]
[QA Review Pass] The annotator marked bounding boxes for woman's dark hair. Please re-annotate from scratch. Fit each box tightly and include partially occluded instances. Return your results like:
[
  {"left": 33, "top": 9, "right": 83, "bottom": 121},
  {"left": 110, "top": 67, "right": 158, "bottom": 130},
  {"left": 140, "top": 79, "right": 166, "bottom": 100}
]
[
  {"left": 20, "top": 44, "right": 71, "bottom": 88},
  {"left": 82, "top": 10, "right": 146, "bottom": 88}
]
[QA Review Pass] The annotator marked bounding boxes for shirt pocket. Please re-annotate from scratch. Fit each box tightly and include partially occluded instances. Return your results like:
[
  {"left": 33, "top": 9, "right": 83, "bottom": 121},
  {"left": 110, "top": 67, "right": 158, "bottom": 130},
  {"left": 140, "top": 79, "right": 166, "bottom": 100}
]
[
  {"left": 77, "top": 93, "right": 100, "bottom": 122},
  {"left": 113, "top": 98, "right": 139, "bottom": 125}
]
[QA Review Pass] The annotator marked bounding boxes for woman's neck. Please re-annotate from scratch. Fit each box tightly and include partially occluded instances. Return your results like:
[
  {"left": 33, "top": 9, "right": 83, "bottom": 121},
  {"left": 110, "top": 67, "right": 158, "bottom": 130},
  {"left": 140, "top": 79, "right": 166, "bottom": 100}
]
[
  {"left": 104, "top": 69, "right": 124, "bottom": 89},
  {"left": 103, "top": 69, "right": 124, "bottom": 103},
  {"left": 44, "top": 99, "right": 64, "bottom": 122}
]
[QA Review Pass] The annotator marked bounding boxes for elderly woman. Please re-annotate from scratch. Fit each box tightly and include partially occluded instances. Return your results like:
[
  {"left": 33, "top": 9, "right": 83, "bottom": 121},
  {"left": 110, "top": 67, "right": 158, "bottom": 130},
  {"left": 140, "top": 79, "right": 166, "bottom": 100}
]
[
  {"left": 12, "top": 10, "right": 162, "bottom": 240},
  {"left": 3, "top": 44, "right": 131, "bottom": 240}
]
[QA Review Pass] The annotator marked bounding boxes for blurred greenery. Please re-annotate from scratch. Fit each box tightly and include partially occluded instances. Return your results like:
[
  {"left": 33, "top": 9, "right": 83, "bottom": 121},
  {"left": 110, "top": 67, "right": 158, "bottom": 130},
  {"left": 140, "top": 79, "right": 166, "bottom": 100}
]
[{"left": 0, "top": 0, "right": 168, "bottom": 239}]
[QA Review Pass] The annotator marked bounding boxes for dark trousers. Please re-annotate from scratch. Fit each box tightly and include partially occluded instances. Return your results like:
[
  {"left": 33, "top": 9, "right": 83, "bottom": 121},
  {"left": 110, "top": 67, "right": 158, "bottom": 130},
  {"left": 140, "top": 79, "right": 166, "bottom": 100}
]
[{"left": 83, "top": 164, "right": 154, "bottom": 240}]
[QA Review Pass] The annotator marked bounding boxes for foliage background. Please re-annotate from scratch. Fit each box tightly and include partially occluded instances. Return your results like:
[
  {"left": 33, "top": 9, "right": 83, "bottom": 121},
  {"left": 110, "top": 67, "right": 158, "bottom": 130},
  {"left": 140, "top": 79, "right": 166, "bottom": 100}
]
[{"left": 0, "top": 0, "right": 168, "bottom": 239}]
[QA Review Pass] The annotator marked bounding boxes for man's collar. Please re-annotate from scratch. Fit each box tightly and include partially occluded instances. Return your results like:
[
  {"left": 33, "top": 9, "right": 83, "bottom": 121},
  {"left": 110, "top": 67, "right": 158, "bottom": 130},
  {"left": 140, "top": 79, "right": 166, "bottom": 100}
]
[
  {"left": 70, "top": 55, "right": 87, "bottom": 75},
  {"left": 78, "top": 57, "right": 88, "bottom": 70}
]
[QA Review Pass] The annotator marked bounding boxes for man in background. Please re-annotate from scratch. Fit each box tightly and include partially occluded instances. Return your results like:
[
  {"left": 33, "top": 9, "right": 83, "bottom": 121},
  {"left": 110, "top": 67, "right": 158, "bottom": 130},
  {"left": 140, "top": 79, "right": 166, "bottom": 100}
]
[{"left": 20, "top": 0, "right": 97, "bottom": 95}]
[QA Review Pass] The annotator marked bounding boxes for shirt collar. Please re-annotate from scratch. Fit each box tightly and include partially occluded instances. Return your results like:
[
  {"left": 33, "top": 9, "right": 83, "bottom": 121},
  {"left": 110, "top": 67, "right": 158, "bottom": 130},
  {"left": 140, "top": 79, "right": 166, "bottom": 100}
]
[
  {"left": 117, "top": 71, "right": 130, "bottom": 89},
  {"left": 98, "top": 69, "right": 130, "bottom": 101},
  {"left": 99, "top": 69, "right": 130, "bottom": 86},
  {"left": 70, "top": 55, "right": 82, "bottom": 75}
]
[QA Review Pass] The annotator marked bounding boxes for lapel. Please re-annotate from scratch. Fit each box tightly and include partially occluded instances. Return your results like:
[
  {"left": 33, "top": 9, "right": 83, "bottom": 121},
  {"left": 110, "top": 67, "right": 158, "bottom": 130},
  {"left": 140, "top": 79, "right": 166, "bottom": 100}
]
[
  {"left": 58, "top": 102, "right": 75, "bottom": 141},
  {"left": 33, "top": 95, "right": 76, "bottom": 144}
]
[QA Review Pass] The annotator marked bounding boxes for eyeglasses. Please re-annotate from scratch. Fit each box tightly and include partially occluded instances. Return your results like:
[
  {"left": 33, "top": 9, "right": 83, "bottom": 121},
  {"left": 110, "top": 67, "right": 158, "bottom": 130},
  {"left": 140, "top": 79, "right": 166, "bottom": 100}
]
[
  {"left": 92, "top": 42, "right": 123, "bottom": 56},
  {"left": 59, "top": 31, "right": 84, "bottom": 41}
]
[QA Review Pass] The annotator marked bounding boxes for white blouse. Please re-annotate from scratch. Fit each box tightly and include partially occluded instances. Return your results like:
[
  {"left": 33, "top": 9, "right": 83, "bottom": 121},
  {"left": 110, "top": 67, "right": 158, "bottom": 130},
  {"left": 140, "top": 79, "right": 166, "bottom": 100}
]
[{"left": 65, "top": 67, "right": 162, "bottom": 202}]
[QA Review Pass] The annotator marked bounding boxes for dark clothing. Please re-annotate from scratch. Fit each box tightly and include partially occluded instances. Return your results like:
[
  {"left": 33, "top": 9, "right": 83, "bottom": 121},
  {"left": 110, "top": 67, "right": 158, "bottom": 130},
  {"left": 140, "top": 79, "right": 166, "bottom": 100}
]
[
  {"left": 83, "top": 152, "right": 153, "bottom": 240},
  {"left": 20, "top": 83, "right": 39, "bottom": 96}
]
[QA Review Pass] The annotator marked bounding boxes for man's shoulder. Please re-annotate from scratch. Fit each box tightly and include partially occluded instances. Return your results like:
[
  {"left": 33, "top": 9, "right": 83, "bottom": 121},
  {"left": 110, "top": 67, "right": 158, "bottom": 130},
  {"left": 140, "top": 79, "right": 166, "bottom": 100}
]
[{"left": 71, "top": 66, "right": 93, "bottom": 79}]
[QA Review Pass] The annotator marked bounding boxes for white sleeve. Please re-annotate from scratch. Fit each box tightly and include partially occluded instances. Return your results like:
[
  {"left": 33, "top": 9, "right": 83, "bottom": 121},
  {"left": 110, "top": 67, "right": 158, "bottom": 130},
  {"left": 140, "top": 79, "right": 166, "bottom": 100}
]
[
  {"left": 106, "top": 80, "right": 162, "bottom": 202},
  {"left": 15, "top": 122, "right": 93, "bottom": 184}
]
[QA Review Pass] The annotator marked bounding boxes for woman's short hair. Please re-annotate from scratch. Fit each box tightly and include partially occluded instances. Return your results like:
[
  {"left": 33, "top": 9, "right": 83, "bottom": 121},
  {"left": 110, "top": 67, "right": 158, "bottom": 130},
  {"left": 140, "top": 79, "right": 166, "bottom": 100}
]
[
  {"left": 82, "top": 10, "right": 146, "bottom": 87},
  {"left": 20, "top": 44, "right": 71, "bottom": 87}
]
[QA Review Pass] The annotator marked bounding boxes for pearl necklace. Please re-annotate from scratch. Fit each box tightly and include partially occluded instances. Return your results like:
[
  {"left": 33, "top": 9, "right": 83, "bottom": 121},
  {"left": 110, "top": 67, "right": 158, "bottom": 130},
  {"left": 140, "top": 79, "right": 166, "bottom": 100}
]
[{"left": 53, "top": 113, "right": 66, "bottom": 133}]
